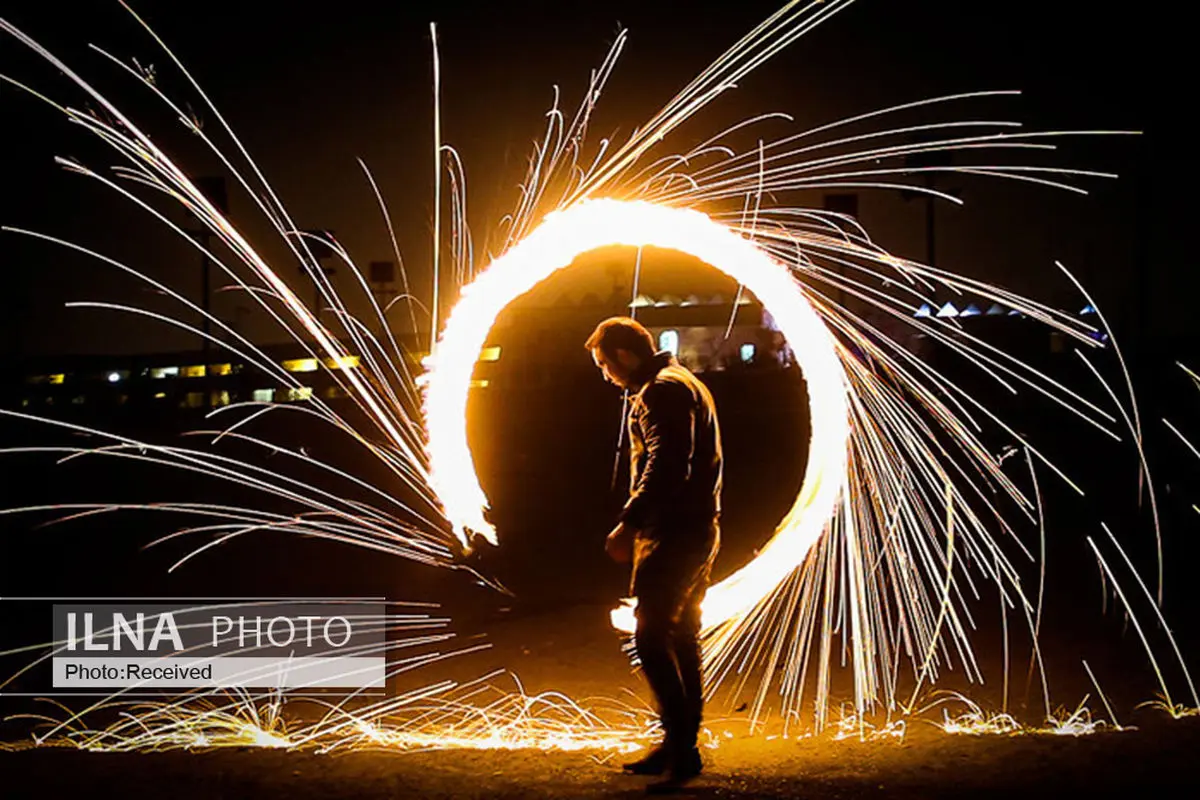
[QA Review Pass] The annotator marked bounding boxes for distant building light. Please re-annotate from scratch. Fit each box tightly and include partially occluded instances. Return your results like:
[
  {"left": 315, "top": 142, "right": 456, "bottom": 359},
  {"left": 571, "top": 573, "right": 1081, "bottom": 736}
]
[
  {"left": 252, "top": 389, "right": 275, "bottom": 403},
  {"left": 936, "top": 302, "right": 959, "bottom": 318},
  {"left": 323, "top": 355, "right": 361, "bottom": 370},
  {"left": 150, "top": 366, "right": 180, "bottom": 379},
  {"left": 959, "top": 303, "right": 982, "bottom": 318},
  {"left": 469, "top": 379, "right": 489, "bottom": 389},
  {"left": 658, "top": 329, "right": 680, "bottom": 356},
  {"left": 282, "top": 358, "right": 319, "bottom": 373},
  {"left": 153, "top": 392, "right": 167, "bottom": 400},
  {"left": 630, "top": 294, "right": 655, "bottom": 309},
  {"left": 181, "top": 365, "right": 206, "bottom": 378},
  {"left": 48, "top": 373, "right": 65, "bottom": 385},
  {"left": 182, "top": 391, "right": 206, "bottom": 409},
  {"left": 285, "top": 386, "right": 314, "bottom": 402},
  {"left": 107, "top": 372, "right": 122, "bottom": 383},
  {"left": 740, "top": 343, "right": 756, "bottom": 363},
  {"left": 914, "top": 303, "right": 934, "bottom": 318},
  {"left": 986, "top": 303, "right": 1007, "bottom": 316},
  {"left": 212, "top": 390, "right": 231, "bottom": 407},
  {"left": 71, "top": 395, "right": 85, "bottom": 405},
  {"left": 208, "top": 363, "right": 233, "bottom": 376},
  {"left": 478, "top": 346, "right": 501, "bottom": 363}
]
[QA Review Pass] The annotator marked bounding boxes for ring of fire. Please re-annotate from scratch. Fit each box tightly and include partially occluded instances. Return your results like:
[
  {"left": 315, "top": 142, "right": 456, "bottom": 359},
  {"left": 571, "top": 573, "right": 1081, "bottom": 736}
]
[{"left": 423, "top": 199, "right": 851, "bottom": 634}]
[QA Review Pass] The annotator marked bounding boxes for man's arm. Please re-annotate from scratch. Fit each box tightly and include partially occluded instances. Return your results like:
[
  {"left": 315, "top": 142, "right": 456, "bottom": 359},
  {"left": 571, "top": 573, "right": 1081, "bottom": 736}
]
[{"left": 619, "top": 380, "right": 695, "bottom": 529}]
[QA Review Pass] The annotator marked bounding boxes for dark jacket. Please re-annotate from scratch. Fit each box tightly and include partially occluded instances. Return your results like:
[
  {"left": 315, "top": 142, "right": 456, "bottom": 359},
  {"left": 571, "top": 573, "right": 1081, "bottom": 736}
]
[{"left": 619, "top": 351, "right": 723, "bottom": 534}]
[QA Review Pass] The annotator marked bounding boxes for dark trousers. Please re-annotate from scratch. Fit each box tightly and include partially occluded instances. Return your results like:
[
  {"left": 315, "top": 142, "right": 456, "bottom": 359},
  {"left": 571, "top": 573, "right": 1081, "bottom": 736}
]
[{"left": 631, "top": 521, "right": 719, "bottom": 752}]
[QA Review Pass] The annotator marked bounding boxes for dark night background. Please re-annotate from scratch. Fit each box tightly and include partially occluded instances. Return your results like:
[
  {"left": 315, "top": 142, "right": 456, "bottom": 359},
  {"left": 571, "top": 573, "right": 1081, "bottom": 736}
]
[
  {"left": 2, "top": 0, "right": 1193, "bottom": 355},
  {"left": 1, "top": 0, "right": 1198, "bottom": 750}
]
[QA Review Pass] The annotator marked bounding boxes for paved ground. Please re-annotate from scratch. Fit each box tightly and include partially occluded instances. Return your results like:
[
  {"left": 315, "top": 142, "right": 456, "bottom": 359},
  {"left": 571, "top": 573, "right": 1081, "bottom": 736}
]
[
  {"left": 3, "top": 714, "right": 1198, "bottom": 799},
  {"left": 3, "top": 601, "right": 1197, "bottom": 799}
]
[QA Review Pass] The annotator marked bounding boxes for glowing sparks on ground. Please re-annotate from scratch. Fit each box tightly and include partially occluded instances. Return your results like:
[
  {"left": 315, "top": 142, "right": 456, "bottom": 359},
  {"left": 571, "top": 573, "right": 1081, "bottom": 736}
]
[{"left": 7, "top": 678, "right": 660, "bottom": 755}]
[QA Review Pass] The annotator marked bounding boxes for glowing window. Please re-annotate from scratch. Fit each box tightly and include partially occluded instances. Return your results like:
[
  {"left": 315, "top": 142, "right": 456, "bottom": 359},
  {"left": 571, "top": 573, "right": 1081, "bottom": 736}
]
[
  {"left": 48, "top": 374, "right": 65, "bottom": 385},
  {"left": 658, "top": 329, "right": 679, "bottom": 356},
  {"left": 153, "top": 392, "right": 167, "bottom": 400},
  {"left": 478, "top": 346, "right": 501, "bottom": 362},
  {"left": 181, "top": 365, "right": 206, "bottom": 378},
  {"left": 252, "top": 389, "right": 274, "bottom": 403},
  {"left": 469, "top": 379, "right": 489, "bottom": 389},
  {"left": 282, "top": 358, "right": 319, "bottom": 373},
  {"left": 150, "top": 366, "right": 179, "bottom": 379},
  {"left": 323, "top": 355, "right": 361, "bottom": 370},
  {"left": 208, "top": 363, "right": 233, "bottom": 376},
  {"left": 211, "top": 390, "right": 231, "bottom": 407},
  {"left": 740, "top": 343, "right": 756, "bottom": 363},
  {"left": 182, "top": 392, "right": 205, "bottom": 408},
  {"left": 285, "top": 387, "right": 314, "bottom": 402}
]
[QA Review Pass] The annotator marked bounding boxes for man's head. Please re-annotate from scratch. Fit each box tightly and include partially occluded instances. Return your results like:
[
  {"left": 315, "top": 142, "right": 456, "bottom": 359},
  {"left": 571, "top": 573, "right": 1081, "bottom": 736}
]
[{"left": 585, "top": 316, "right": 656, "bottom": 390}]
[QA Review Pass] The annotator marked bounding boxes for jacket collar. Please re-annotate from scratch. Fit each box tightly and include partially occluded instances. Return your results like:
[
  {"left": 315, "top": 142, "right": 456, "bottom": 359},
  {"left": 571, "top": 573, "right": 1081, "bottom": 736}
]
[{"left": 630, "top": 350, "right": 678, "bottom": 391}]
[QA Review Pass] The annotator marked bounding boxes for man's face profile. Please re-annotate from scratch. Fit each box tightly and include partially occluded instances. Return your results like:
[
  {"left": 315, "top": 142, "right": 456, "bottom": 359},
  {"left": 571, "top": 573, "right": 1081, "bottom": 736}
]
[{"left": 592, "top": 347, "right": 638, "bottom": 389}]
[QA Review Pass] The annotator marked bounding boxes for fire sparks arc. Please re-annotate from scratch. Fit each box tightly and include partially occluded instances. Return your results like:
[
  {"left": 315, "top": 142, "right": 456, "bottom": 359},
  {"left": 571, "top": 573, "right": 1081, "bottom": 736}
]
[{"left": 424, "top": 199, "right": 851, "bottom": 634}]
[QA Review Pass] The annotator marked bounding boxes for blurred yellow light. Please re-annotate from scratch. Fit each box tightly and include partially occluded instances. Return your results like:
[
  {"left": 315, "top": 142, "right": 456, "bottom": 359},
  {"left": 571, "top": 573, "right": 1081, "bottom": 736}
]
[
  {"left": 282, "top": 358, "right": 319, "bottom": 373},
  {"left": 478, "top": 346, "right": 501, "bottom": 362},
  {"left": 48, "top": 374, "right": 65, "bottom": 385},
  {"left": 323, "top": 355, "right": 361, "bottom": 370},
  {"left": 181, "top": 364, "right": 206, "bottom": 378},
  {"left": 208, "top": 363, "right": 233, "bottom": 376}
]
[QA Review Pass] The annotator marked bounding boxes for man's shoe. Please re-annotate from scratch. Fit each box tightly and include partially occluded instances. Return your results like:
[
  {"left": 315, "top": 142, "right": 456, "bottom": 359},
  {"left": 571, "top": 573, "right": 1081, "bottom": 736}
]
[
  {"left": 646, "top": 747, "right": 703, "bottom": 793},
  {"left": 622, "top": 744, "right": 671, "bottom": 776}
]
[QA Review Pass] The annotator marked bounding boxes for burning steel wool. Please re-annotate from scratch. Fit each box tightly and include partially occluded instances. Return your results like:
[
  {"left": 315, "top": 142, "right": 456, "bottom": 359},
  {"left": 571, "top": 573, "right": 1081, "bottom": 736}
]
[{"left": 1, "top": 0, "right": 1196, "bottom": 754}]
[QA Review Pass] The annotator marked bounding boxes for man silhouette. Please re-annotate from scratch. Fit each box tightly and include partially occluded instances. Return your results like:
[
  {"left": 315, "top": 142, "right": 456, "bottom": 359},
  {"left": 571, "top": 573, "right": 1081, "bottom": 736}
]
[{"left": 586, "top": 317, "right": 723, "bottom": 791}]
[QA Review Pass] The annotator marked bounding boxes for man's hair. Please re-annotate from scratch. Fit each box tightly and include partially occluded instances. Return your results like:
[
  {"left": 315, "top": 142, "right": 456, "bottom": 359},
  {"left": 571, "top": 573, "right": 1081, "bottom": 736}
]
[{"left": 585, "top": 316, "right": 656, "bottom": 360}]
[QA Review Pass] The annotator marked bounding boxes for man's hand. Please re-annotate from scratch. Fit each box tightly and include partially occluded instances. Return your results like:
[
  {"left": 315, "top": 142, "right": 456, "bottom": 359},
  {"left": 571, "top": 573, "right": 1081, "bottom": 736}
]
[{"left": 605, "top": 521, "right": 634, "bottom": 564}]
